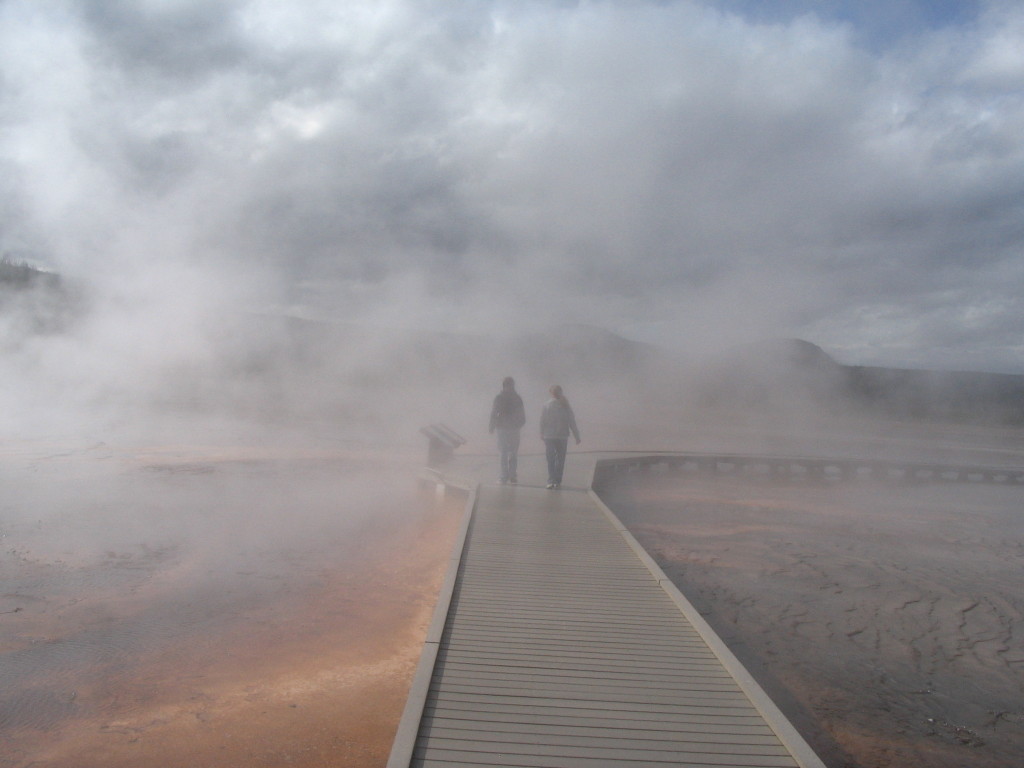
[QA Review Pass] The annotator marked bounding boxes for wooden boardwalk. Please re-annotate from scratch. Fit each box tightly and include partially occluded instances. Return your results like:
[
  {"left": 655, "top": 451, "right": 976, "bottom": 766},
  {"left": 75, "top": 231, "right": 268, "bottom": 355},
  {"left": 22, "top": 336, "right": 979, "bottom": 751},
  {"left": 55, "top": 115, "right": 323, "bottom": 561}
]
[{"left": 389, "top": 464, "right": 826, "bottom": 767}]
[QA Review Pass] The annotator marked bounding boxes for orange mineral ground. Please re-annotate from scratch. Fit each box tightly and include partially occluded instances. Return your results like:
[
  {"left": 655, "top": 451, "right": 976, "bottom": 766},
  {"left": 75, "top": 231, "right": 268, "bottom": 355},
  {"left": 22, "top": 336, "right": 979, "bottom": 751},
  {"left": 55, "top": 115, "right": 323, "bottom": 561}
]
[{"left": 0, "top": 444, "right": 462, "bottom": 768}]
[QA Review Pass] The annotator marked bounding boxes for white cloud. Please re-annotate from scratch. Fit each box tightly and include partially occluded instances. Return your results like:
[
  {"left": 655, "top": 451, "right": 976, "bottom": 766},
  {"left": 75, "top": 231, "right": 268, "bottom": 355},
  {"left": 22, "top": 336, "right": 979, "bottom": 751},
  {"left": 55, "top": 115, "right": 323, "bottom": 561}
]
[
  {"left": 1, "top": 0, "right": 1023, "bottom": 374},
  {"left": 961, "top": 2, "right": 1024, "bottom": 88}
]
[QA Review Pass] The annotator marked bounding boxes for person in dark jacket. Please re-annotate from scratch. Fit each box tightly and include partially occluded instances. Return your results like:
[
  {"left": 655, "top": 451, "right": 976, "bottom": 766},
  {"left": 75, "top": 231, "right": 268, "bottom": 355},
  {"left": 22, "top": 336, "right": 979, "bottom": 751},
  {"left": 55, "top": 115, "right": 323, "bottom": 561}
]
[
  {"left": 539, "top": 384, "right": 580, "bottom": 489},
  {"left": 489, "top": 376, "right": 526, "bottom": 484}
]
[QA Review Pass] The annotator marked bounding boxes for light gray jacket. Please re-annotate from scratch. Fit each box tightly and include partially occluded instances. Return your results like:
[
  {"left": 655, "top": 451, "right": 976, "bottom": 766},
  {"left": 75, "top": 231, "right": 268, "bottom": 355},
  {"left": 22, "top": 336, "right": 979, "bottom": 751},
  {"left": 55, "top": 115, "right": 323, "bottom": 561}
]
[{"left": 540, "top": 398, "right": 580, "bottom": 441}]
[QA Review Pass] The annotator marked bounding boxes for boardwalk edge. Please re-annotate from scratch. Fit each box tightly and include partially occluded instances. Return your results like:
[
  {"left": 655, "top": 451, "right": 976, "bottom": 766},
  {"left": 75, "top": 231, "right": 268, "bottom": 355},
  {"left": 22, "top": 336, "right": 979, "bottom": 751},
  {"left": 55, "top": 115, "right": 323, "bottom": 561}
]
[
  {"left": 588, "top": 487, "right": 829, "bottom": 768},
  {"left": 386, "top": 477, "right": 477, "bottom": 768}
]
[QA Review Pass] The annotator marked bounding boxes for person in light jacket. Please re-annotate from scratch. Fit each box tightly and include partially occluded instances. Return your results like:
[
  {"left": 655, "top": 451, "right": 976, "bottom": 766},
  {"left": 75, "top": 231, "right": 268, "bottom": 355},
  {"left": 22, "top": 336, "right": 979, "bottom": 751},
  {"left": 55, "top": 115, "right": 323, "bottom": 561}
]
[
  {"left": 489, "top": 376, "right": 526, "bottom": 484},
  {"left": 540, "top": 385, "right": 580, "bottom": 489}
]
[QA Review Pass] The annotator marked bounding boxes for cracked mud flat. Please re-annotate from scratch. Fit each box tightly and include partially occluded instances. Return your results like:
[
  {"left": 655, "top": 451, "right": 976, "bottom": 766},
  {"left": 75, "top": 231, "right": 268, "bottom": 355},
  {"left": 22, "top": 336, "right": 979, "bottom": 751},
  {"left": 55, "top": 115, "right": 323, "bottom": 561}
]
[
  {"left": 0, "top": 443, "right": 461, "bottom": 768},
  {"left": 602, "top": 473, "right": 1024, "bottom": 768}
]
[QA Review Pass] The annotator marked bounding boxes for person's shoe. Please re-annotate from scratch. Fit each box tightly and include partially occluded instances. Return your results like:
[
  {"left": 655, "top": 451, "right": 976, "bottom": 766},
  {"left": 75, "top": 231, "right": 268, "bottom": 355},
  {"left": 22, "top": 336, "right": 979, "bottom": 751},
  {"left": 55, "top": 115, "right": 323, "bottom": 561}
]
[
  {"left": 554, "top": 483, "right": 561, "bottom": 489},
  {"left": 498, "top": 478, "right": 507, "bottom": 485},
  {"left": 509, "top": 477, "right": 517, "bottom": 484},
  {"left": 546, "top": 483, "right": 555, "bottom": 489}
]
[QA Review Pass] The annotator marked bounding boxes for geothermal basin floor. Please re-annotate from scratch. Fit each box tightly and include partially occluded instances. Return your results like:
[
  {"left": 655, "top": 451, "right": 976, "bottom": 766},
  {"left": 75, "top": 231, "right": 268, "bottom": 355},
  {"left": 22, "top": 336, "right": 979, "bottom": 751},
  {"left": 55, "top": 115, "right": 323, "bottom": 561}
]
[{"left": 389, "top": 465, "right": 826, "bottom": 768}]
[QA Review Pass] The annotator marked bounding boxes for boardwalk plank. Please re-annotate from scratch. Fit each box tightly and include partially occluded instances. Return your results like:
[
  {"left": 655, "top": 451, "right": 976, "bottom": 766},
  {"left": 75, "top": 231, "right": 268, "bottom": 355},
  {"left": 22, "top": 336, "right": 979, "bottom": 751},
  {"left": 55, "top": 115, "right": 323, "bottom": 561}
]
[
  {"left": 417, "top": 731, "right": 792, "bottom": 757},
  {"left": 419, "top": 745, "right": 798, "bottom": 767},
  {"left": 442, "top": 626, "right": 710, "bottom": 647},
  {"left": 428, "top": 690, "right": 774, "bottom": 717},
  {"left": 433, "top": 668, "right": 745, "bottom": 692},
  {"left": 447, "top": 603, "right": 693, "bottom": 626},
  {"left": 433, "top": 679, "right": 746, "bottom": 699},
  {"left": 435, "top": 659, "right": 736, "bottom": 680},
  {"left": 437, "top": 641, "right": 723, "bottom": 662},
  {"left": 421, "top": 715, "right": 779, "bottom": 741},
  {"left": 422, "top": 702, "right": 773, "bottom": 730}
]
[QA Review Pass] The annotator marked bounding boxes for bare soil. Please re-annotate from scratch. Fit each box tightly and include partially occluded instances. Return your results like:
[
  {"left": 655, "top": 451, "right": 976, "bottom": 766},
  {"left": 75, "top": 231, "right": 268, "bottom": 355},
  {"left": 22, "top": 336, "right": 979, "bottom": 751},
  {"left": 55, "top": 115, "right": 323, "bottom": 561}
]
[{"left": 600, "top": 473, "right": 1024, "bottom": 768}]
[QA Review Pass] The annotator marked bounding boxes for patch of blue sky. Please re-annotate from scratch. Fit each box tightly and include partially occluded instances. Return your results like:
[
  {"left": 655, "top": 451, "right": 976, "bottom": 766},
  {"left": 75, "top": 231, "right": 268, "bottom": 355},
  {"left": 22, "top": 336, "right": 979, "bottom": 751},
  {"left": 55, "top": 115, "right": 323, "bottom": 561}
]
[{"left": 699, "top": 0, "right": 981, "bottom": 49}]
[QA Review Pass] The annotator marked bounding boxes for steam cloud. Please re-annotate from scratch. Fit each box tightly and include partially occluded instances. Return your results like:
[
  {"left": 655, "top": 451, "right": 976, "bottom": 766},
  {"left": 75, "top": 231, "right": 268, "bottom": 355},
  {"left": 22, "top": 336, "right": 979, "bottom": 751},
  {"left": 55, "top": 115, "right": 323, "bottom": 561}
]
[{"left": 2, "top": 0, "right": 1024, "bottom": 442}]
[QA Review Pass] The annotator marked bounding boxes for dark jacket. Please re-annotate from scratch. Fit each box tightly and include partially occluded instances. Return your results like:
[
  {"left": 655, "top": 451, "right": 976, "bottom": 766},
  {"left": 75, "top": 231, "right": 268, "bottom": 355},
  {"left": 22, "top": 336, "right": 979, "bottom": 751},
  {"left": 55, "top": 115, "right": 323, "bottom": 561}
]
[{"left": 490, "top": 389, "right": 526, "bottom": 432}]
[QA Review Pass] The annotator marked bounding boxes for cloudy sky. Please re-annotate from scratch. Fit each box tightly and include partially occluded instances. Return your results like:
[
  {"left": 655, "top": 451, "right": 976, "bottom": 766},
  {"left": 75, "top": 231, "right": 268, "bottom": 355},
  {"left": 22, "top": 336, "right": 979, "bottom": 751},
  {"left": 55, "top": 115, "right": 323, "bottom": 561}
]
[{"left": 2, "top": 0, "right": 1023, "bottom": 372}]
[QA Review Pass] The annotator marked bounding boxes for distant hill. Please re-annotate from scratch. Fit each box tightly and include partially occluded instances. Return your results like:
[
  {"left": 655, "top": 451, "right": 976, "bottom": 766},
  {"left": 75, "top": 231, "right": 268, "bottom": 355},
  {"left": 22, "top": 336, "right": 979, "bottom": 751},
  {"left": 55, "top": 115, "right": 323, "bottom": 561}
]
[
  {"left": 844, "top": 362, "right": 1024, "bottom": 424},
  {"left": 699, "top": 337, "right": 1024, "bottom": 425},
  {"left": 242, "top": 319, "right": 1024, "bottom": 427},
  {"left": 16, "top": 284, "right": 1017, "bottom": 428}
]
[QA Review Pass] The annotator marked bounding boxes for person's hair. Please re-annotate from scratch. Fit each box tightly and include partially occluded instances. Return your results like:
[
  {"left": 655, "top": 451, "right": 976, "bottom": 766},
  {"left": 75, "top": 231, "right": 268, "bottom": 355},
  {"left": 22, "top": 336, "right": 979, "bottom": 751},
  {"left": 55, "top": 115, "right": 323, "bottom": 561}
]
[
  {"left": 549, "top": 384, "right": 567, "bottom": 402},
  {"left": 502, "top": 376, "right": 515, "bottom": 389}
]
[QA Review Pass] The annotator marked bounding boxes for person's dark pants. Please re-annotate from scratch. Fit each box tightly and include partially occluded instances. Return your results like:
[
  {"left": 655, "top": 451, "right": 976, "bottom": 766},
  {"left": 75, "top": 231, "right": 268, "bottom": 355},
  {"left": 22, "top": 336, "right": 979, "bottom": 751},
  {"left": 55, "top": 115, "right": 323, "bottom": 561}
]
[
  {"left": 496, "top": 428, "right": 520, "bottom": 481},
  {"left": 544, "top": 438, "right": 568, "bottom": 485}
]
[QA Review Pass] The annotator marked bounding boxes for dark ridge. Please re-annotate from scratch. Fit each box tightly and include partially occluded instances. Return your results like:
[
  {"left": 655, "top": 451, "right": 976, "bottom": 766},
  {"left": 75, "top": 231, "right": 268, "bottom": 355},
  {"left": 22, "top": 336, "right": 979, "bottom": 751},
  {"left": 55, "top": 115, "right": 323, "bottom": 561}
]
[
  {"left": 0, "top": 255, "right": 84, "bottom": 337},
  {"left": 705, "top": 337, "right": 1024, "bottom": 425},
  {"left": 845, "top": 364, "right": 1024, "bottom": 424},
  {"left": 0, "top": 255, "right": 62, "bottom": 290}
]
